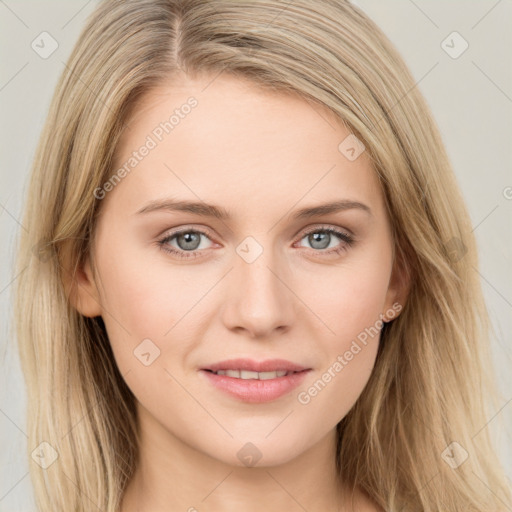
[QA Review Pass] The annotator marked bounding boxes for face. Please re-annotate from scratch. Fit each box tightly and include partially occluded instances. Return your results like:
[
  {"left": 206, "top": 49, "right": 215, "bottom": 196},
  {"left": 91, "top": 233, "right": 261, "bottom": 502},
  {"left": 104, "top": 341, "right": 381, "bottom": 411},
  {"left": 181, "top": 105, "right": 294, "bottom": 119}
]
[{"left": 75, "top": 73, "right": 405, "bottom": 468}]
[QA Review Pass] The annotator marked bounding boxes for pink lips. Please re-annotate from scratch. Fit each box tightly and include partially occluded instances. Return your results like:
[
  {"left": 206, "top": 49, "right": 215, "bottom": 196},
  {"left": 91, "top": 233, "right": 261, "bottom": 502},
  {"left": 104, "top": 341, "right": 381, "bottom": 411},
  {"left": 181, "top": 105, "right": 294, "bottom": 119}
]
[{"left": 200, "top": 358, "right": 311, "bottom": 403}]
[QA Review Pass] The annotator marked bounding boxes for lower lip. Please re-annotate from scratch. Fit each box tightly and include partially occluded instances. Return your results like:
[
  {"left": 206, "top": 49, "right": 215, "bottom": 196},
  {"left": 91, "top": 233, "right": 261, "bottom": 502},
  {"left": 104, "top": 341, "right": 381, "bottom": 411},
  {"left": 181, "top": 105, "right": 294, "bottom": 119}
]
[{"left": 200, "top": 369, "right": 311, "bottom": 403}]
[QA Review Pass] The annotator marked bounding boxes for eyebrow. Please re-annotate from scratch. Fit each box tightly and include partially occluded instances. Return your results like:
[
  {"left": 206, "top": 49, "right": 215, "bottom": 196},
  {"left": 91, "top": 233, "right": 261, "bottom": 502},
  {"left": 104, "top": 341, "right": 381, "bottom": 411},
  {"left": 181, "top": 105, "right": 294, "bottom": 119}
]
[
  {"left": 136, "top": 198, "right": 372, "bottom": 219},
  {"left": 137, "top": 199, "right": 372, "bottom": 220}
]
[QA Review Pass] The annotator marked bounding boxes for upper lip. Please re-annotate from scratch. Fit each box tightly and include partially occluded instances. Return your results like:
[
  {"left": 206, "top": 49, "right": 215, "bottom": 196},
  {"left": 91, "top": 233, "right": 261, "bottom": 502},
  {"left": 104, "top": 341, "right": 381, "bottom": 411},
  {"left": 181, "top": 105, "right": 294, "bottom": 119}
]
[{"left": 202, "top": 358, "right": 310, "bottom": 373}]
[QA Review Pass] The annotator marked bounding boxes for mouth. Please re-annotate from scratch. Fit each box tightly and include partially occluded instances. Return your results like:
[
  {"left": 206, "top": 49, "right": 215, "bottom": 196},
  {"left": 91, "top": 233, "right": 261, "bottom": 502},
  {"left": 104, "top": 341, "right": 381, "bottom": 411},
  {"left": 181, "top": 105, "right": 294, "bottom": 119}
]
[
  {"left": 200, "top": 358, "right": 311, "bottom": 403},
  {"left": 203, "top": 369, "right": 302, "bottom": 379}
]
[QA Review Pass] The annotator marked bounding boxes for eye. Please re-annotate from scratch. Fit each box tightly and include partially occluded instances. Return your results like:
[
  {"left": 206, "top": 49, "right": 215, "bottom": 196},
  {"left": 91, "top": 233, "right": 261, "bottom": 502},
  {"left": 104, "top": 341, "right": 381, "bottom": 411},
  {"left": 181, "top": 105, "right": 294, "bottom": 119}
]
[
  {"left": 295, "top": 226, "right": 354, "bottom": 256},
  {"left": 157, "top": 225, "right": 354, "bottom": 260},
  {"left": 157, "top": 228, "right": 214, "bottom": 259}
]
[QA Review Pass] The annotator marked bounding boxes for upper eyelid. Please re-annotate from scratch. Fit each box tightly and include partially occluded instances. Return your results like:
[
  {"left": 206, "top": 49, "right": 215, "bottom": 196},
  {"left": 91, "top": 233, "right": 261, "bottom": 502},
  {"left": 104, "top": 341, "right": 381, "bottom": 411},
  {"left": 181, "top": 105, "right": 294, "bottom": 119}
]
[{"left": 159, "top": 224, "right": 352, "bottom": 245}]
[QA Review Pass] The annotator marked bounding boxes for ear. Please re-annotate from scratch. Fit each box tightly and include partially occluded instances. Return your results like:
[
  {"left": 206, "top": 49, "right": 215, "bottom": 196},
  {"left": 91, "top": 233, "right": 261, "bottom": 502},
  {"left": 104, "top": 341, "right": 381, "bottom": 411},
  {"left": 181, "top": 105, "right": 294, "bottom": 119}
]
[
  {"left": 64, "top": 254, "right": 103, "bottom": 318},
  {"left": 382, "top": 246, "right": 411, "bottom": 322}
]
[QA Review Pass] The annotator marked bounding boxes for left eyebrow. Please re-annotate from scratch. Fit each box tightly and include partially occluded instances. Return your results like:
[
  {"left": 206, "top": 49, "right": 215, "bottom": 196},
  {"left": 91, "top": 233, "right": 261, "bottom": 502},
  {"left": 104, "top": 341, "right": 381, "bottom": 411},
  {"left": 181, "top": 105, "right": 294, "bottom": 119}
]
[
  {"left": 291, "top": 199, "right": 372, "bottom": 219},
  {"left": 135, "top": 198, "right": 372, "bottom": 219}
]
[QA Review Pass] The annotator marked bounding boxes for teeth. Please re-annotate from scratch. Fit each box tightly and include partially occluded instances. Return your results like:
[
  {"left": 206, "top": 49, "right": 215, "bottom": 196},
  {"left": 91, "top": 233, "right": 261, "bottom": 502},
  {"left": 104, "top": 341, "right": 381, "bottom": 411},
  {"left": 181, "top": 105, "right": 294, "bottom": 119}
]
[
  {"left": 259, "top": 371, "right": 280, "bottom": 380},
  {"left": 213, "top": 369, "right": 294, "bottom": 379},
  {"left": 240, "top": 370, "right": 259, "bottom": 379}
]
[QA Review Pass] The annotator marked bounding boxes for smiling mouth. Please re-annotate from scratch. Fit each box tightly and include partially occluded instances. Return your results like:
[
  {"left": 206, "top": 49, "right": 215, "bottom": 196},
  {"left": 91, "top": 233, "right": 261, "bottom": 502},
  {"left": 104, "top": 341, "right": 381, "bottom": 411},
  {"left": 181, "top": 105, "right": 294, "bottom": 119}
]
[
  {"left": 203, "top": 369, "right": 304, "bottom": 380},
  {"left": 200, "top": 367, "right": 311, "bottom": 403}
]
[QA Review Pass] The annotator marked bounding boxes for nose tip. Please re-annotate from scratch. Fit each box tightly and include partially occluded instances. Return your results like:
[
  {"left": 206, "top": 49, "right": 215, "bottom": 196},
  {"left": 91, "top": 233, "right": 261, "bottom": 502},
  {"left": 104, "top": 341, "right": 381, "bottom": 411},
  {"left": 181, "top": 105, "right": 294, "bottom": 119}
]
[{"left": 220, "top": 249, "right": 295, "bottom": 338}]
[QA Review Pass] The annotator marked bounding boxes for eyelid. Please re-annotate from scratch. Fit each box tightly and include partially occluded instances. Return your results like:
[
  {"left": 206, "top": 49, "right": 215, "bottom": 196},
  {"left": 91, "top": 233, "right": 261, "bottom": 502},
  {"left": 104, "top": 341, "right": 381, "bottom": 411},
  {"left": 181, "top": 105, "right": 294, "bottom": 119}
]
[
  {"left": 158, "top": 224, "right": 217, "bottom": 243},
  {"left": 158, "top": 223, "right": 352, "bottom": 243},
  {"left": 157, "top": 223, "right": 354, "bottom": 259},
  {"left": 298, "top": 223, "right": 353, "bottom": 238}
]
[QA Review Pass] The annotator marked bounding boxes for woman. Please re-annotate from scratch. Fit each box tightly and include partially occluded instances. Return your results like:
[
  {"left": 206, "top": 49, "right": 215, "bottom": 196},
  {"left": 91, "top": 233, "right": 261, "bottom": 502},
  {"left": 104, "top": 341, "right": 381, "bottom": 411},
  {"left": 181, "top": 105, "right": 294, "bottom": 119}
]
[{"left": 14, "top": 0, "right": 511, "bottom": 510}]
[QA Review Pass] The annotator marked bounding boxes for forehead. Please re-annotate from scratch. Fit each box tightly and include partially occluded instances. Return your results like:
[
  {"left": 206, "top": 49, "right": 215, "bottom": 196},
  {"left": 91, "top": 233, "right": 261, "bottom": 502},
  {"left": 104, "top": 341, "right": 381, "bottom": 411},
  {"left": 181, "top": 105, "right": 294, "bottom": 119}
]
[{"left": 107, "top": 73, "right": 384, "bottom": 220}]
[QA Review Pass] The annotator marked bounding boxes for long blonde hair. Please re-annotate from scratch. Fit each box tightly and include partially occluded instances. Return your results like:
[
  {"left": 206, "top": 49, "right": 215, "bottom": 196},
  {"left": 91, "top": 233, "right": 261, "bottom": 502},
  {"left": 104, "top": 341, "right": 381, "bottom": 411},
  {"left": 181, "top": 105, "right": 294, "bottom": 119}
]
[{"left": 14, "top": 0, "right": 511, "bottom": 510}]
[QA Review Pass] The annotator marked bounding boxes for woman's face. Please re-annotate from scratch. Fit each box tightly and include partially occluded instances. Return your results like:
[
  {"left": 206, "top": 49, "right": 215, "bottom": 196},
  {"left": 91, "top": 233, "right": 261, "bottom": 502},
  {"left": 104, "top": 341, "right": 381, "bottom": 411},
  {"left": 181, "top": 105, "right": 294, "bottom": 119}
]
[{"left": 76, "top": 73, "right": 404, "bottom": 467}]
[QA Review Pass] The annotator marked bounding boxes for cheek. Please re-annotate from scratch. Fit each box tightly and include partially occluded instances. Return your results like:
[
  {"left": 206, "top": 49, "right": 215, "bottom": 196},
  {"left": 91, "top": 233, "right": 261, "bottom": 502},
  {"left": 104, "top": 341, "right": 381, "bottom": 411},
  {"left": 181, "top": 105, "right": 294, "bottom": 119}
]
[
  {"left": 95, "top": 236, "right": 208, "bottom": 333},
  {"left": 91, "top": 240, "right": 192, "bottom": 374},
  {"left": 296, "top": 252, "right": 391, "bottom": 409},
  {"left": 295, "top": 290, "right": 384, "bottom": 433},
  {"left": 312, "top": 255, "right": 392, "bottom": 348}
]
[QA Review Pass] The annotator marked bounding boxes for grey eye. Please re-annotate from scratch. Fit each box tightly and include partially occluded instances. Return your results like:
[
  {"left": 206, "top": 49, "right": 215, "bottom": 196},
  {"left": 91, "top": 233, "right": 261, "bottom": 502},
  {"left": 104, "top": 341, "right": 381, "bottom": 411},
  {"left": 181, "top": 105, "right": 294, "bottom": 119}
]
[
  {"left": 175, "top": 232, "right": 203, "bottom": 251},
  {"left": 307, "top": 232, "right": 332, "bottom": 250}
]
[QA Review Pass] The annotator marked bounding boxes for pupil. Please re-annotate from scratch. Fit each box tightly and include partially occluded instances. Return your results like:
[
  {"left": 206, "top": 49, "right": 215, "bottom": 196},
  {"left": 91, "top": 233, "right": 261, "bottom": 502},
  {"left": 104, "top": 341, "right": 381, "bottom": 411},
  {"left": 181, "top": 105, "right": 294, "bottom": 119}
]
[
  {"left": 179, "top": 232, "right": 200, "bottom": 250},
  {"left": 310, "top": 232, "right": 329, "bottom": 250}
]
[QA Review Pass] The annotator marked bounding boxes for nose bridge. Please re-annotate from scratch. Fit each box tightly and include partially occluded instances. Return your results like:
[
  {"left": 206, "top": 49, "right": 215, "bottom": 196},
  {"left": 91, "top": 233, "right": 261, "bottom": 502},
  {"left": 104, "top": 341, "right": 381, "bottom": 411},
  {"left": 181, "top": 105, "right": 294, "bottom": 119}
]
[{"left": 221, "top": 234, "right": 294, "bottom": 336}]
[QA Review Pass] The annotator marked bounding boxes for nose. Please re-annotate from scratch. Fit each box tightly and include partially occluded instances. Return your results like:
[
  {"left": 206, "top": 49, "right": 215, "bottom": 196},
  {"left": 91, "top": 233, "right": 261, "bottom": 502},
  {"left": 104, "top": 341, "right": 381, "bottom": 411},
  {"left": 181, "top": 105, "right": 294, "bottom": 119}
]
[{"left": 220, "top": 244, "right": 295, "bottom": 339}]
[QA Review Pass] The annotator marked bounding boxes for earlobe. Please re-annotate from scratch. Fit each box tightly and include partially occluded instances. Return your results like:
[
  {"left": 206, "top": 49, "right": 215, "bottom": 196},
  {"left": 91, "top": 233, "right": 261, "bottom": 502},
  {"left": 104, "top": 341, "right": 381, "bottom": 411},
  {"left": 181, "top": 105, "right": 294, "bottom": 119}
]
[{"left": 65, "top": 256, "right": 103, "bottom": 318}]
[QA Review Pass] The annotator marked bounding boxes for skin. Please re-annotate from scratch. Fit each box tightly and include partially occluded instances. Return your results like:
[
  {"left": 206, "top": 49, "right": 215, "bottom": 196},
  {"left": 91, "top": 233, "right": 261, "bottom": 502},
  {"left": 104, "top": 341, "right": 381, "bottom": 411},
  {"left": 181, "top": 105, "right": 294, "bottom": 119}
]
[{"left": 71, "top": 72, "right": 407, "bottom": 511}]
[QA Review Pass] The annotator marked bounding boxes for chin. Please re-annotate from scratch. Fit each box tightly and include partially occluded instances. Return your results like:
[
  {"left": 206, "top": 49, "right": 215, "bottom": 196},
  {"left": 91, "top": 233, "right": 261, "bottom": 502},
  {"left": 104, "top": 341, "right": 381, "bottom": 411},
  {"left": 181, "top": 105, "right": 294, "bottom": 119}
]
[{"left": 206, "top": 435, "right": 310, "bottom": 469}]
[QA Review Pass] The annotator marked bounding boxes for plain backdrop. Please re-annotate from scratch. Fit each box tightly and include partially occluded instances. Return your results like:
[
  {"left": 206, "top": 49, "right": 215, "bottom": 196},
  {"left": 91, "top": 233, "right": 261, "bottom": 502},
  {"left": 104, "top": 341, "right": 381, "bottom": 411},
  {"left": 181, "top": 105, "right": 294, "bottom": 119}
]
[{"left": 1, "top": 1, "right": 511, "bottom": 510}]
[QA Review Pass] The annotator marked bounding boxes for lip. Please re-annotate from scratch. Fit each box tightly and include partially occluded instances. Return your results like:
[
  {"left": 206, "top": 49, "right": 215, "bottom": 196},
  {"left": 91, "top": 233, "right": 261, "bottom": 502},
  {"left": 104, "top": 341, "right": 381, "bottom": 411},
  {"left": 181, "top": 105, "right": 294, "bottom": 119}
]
[
  {"left": 203, "top": 358, "right": 309, "bottom": 373},
  {"left": 200, "top": 358, "right": 311, "bottom": 403}
]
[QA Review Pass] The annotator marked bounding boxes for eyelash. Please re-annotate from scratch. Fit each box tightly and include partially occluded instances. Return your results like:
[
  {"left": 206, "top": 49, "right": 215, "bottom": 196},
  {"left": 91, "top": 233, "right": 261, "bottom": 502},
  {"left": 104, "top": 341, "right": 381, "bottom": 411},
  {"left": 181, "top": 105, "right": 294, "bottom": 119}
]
[{"left": 156, "top": 225, "right": 354, "bottom": 260}]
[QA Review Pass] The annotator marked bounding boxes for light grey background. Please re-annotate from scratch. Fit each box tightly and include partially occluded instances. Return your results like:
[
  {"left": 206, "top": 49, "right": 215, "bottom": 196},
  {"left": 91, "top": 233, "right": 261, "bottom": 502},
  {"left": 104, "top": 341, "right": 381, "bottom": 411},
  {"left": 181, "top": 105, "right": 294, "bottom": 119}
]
[{"left": 1, "top": 1, "right": 511, "bottom": 510}]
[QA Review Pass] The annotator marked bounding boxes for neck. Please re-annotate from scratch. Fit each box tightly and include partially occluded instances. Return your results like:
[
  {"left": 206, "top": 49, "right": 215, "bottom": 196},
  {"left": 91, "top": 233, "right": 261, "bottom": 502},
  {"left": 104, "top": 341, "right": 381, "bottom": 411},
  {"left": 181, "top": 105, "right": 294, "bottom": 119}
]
[{"left": 120, "top": 404, "right": 351, "bottom": 512}]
